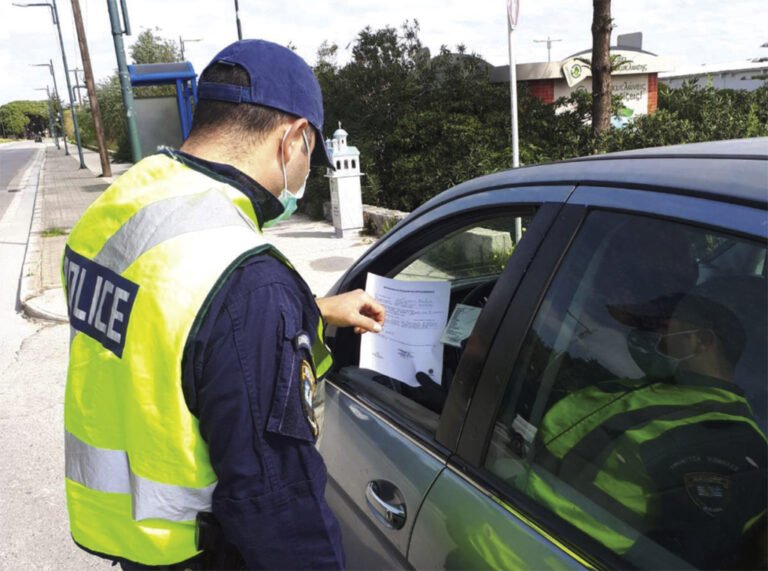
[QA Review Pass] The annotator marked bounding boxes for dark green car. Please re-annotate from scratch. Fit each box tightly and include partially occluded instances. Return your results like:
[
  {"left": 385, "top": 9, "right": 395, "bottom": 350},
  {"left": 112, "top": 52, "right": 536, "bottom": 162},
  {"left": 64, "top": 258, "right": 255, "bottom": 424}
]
[{"left": 318, "top": 139, "right": 768, "bottom": 570}]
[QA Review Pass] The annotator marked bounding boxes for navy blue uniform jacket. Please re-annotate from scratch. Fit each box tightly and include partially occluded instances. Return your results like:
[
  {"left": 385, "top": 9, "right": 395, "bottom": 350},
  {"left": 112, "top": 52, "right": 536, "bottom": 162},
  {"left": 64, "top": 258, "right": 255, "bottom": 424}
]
[{"left": 176, "top": 151, "right": 344, "bottom": 570}]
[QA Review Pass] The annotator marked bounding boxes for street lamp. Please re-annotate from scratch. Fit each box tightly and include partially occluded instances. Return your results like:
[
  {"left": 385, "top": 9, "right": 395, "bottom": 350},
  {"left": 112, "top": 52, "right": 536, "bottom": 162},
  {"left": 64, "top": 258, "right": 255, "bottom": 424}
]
[
  {"left": 34, "top": 86, "right": 60, "bottom": 149},
  {"left": 70, "top": 67, "right": 84, "bottom": 105},
  {"left": 179, "top": 36, "right": 202, "bottom": 61},
  {"left": 14, "top": 0, "right": 86, "bottom": 168},
  {"left": 30, "top": 60, "right": 67, "bottom": 154},
  {"left": 234, "top": 0, "right": 242, "bottom": 40},
  {"left": 72, "top": 85, "right": 89, "bottom": 103}
]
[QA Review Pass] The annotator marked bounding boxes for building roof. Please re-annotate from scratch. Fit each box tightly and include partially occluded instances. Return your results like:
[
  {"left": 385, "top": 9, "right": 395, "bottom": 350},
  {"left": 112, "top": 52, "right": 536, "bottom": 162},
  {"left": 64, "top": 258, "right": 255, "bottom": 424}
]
[
  {"left": 491, "top": 48, "right": 674, "bottom": 83},
  {"left": 564, "top": 46, "right": 659, "bottom": 59},
  {"left": 659, "top": 61, "right": 768, "bottom": 79},
  {"left": 329, "top": 147, "right": 359, "bottom": 158}
]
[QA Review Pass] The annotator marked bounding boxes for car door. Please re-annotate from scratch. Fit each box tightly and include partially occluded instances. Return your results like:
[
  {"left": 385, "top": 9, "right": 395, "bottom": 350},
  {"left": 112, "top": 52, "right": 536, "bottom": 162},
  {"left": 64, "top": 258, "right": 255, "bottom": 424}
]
[
  {"left": 415, "top": 189, "right": 768, "bottom": 570},
  {"left": 317, "top": 186, "right": 573, "bottom": 569}
]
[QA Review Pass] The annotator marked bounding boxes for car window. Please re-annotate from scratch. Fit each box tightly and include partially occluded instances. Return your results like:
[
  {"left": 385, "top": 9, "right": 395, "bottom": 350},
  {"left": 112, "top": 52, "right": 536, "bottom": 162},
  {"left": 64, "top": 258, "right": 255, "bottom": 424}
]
[
  {"left": 484, "top": 210, "right": 768, "bottom": 570},
  {"left": 335, "top": 211, "right": 535, "bottom": 429},
  {"left": 395, "top": 217, "right": 526, "bottom": 282}
]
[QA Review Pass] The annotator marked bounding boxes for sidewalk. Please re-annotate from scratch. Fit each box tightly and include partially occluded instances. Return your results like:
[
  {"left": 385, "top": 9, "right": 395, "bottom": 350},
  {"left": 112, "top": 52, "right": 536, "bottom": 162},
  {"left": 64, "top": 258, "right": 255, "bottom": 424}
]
[{"left": 20, "top": 147, "right": 374, "bottom": 322}]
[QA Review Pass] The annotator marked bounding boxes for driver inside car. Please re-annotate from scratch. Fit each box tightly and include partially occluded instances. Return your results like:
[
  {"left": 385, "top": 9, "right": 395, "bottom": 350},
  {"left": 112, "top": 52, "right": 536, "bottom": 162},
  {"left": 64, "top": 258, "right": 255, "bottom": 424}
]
[{"left": 526, "top": 290, "right": 767, "bottom": 570}]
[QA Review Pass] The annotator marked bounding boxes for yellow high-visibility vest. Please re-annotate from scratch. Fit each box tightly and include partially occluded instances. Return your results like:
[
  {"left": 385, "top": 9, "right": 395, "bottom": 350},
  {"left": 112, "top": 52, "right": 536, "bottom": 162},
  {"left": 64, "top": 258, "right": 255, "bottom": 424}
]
[{"left": 63, "top": 153, "right": 331, "bottom": 565}]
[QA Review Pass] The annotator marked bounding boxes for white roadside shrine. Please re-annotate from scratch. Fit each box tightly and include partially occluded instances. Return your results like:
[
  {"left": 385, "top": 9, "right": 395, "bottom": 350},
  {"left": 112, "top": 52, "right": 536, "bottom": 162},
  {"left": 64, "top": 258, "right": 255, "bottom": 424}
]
[{"left": 325, "top": 125, "right": 364, "bottom": 238}]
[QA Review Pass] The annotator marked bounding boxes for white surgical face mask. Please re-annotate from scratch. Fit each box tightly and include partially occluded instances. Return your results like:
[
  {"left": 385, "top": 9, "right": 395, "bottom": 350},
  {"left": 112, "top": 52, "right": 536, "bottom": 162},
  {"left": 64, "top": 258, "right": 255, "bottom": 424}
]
[
  {"left": 264, "top": 127, "right": 311, "bottom": 228},
  {"left": 627, "top": 328, "right": 704, "bottom": 379}
]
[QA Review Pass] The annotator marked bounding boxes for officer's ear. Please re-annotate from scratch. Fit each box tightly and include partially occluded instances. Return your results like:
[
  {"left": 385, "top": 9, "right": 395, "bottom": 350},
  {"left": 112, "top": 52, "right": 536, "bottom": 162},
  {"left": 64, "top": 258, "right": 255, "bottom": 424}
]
[
  {"left": 281, "top": 118, "right": 311, "bottom": 164},
  {"left": 695, "top": 328, "right": 717, "bottom": 351}
]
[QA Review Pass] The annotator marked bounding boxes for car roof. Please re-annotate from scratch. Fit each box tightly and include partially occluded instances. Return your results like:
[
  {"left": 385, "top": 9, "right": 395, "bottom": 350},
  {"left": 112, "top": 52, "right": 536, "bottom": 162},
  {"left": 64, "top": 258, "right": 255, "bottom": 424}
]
[{"left": 414, "top": 138, "right": 768, "bottom": 216}]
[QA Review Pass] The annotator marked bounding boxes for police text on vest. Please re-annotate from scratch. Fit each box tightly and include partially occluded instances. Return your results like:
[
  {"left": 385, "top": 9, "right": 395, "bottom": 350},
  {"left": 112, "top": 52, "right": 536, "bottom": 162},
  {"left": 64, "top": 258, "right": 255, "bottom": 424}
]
[{"left": 64, "top": 247, "right": 139, "bottom": 358}]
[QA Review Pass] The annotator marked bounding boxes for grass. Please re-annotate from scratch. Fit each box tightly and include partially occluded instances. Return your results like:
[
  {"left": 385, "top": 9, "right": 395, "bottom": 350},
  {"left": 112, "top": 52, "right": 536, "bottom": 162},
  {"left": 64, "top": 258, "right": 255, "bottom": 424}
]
[
  {"left": 41, "top": 227, "right": 68, "bottom": 238},
  {"left": 0, "top": 138, "right": 14, "bottom": 144}
]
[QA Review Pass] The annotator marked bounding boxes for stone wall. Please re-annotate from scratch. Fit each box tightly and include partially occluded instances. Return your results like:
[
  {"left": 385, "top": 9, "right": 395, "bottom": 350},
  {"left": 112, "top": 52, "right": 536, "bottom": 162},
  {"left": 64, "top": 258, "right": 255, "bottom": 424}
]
[{"left": 323, "top": 202, "right": 409, "bottom": 236}]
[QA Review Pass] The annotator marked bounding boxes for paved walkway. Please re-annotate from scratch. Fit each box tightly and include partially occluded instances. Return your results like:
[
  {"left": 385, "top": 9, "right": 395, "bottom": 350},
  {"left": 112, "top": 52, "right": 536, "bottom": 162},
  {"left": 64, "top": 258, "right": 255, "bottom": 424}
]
[{"left": 21, "top": 146, "right": 374, "bottom": 321}]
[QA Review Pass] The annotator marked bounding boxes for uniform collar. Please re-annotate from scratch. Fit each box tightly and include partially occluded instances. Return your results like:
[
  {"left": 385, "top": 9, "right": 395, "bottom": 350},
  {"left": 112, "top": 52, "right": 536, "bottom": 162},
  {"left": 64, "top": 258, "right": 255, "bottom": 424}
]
[
  {"left": 160, "top": 148, "right": 283, "bottom": 227},
  {"left": 673, "top": 370, "right": 745, "bottom": 396}
]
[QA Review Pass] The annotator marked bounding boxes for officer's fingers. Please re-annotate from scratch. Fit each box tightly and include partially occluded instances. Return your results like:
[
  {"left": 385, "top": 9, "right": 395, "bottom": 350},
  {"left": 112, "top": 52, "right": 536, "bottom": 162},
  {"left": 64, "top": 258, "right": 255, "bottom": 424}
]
[
  {"left": 350, "top": 290, "right": 385, "bottom": 325},
  {"left": 361, "top": 297, "right": 386, "bottom": 326},
  {"left": 349, "top": 312, "right": 383, "bottom": 334}
]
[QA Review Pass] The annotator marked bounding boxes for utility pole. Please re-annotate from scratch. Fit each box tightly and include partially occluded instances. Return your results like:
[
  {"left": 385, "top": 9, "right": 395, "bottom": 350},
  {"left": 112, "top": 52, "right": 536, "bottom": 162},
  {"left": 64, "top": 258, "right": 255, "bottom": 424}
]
[
  {"left": 70, "top": 68, "right": 84, "bottom": 104},
  {"left": 31, "top": 61, "right": 68, "bottom": 155},
  {"left": 534, "top": 36, "right": 562, "bottom": 63},
  {"left": 15, "top": 1, "right": 86, "bottom": 165},
  {"left": 506, "top": 0, "right": 522, "bottom": 243},
  {"left": 234, "top": 0, "right": 243, "bottom": 40},
  {"left": 179, "top": 36, "right": 202, "bottom": 61},
  {"left": 15, "top": 0, "right": 86, "bottom": 167},
  {"left": 106, "top": 0, "right": 141, "bottom": 163},
  {"left": 35, "top": 86, "right": 59, "bottom": 149},
  {"left": 70, "top": 0, "right": 111, "bottom": 176}
]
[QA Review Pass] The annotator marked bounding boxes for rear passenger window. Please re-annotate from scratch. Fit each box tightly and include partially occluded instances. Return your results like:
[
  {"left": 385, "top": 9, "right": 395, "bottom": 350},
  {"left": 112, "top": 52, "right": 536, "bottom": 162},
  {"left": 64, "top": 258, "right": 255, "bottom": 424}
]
[{"left": 485, "top": 211, "right": 767, "bottom": 570}]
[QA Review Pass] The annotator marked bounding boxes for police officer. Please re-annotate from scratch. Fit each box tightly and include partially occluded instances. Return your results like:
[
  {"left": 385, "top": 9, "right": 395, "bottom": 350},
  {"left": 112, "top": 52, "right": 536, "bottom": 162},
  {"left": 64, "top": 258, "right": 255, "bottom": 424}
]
[
  {"left": 63, "top": 40, "right": 385, "bottom": 569},
  {"left": 527, "top": 292, "right": 766, "bottom": 569}
]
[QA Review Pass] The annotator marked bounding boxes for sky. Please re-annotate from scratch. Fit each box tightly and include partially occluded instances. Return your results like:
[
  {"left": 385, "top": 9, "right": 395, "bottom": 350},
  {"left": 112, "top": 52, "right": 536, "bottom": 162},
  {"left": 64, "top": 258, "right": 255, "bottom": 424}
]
[{"left": 0, "top": 0, "right": 766, "bottom": 107}]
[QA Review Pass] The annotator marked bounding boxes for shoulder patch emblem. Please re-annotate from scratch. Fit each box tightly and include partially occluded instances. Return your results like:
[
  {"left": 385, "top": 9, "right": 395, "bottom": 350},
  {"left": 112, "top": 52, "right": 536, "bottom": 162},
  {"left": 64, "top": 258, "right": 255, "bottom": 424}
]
[
  {"left": 300, "top": 359, "right": 319, "bottom": 438},
  {"left": 684, "top": 472, "right": 730, "bottom": 515}
]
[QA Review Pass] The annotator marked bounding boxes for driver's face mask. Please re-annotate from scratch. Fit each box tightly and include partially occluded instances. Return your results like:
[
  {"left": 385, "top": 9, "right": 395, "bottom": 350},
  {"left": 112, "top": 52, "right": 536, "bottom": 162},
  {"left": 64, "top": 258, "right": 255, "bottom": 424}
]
[
  {"left": 627, "top": 328, "right": 708, "bottom": 379},
  {"left": 264, "top": 126, "right": 311, "bottom": 229}
]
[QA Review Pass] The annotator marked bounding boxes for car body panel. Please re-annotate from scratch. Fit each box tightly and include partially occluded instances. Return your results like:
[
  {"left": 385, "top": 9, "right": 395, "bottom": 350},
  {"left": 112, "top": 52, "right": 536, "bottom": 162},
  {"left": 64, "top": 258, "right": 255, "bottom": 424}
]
[
  {"left": 408, "top": 467, "right": 591, "bottom": 570},
  {"left": 398, "top": 139, "right": 767, "bottom": 231},
  {"left": 318, "top": 380, "right": 445, "bottom": 569},
  {"left": 569, "top": 185, "right": 768, "bottom": 238}
]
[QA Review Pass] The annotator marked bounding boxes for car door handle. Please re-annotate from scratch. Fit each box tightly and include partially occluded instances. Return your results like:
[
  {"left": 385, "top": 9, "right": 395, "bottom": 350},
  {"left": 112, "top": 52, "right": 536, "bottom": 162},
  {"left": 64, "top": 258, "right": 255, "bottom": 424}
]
[{"left": 365, "top": 480, "right": 407, "bottom": 530}]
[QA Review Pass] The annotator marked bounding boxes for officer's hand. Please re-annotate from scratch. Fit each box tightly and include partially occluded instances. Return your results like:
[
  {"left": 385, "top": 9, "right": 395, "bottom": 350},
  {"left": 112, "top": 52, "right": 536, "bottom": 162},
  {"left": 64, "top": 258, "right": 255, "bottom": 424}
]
[{"left": 316, "top": 290, "right": 386, "bottom": 334}]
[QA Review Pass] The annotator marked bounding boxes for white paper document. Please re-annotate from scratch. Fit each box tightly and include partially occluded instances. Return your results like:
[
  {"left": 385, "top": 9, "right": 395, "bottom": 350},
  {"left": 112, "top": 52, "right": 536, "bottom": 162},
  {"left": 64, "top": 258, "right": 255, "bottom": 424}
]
[
  {"left": 360, "top": 273, "right": 450, "bottom": 387},
  {"left": 440, "top": 304, "right": 482, "bottom": 348}
]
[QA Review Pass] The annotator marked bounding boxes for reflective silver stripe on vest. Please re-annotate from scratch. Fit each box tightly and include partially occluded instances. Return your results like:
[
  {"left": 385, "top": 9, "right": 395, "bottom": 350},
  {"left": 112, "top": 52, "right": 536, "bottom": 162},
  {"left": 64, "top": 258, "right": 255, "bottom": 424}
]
[
  {"left": 65, "top": 431, "right": 215, "bottom": 522},
  {"left": 94, "top": 189, "right": 258, "bottom": 275}
]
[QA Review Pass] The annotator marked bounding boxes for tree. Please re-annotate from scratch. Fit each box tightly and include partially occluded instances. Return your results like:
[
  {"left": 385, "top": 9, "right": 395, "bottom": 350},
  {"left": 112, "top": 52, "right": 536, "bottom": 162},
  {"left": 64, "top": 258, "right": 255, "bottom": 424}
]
[
  {"left": 72, "top": 29, "right": 183, "bottom": 158},
  {"left": 0, "top": 106, "right": 28, "bottom": 138},
  {"left": 130, "top": 28, "right": 181, "bottom": 64},
  {"left": 304, "top": 21, "right": 768, "bottom": 219},
  {"left": 590, "top": 0, "right": 613, "bottom": 145},
  {"left": 0, "top": 100, "right": 49, "bottom": 138}
]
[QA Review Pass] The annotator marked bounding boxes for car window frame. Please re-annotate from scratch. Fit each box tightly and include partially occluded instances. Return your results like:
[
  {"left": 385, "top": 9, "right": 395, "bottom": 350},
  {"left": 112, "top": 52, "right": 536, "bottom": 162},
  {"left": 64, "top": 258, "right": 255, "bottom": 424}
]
[
  {"left": 325, "top": 186, "right": 576, "bottom": 455},
  {"left": 455, "top": 202, "right": 588, "bottom": 463},
  {"left": 453, "top": 187, "right": 768, "bottom": 569}
]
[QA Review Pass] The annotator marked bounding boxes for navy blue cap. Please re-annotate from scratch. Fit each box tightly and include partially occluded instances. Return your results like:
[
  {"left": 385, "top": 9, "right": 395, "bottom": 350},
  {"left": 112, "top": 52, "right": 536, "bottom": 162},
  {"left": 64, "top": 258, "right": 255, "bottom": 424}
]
[{"left": 198, "top": 39, "right": 333, "bottom": 168}]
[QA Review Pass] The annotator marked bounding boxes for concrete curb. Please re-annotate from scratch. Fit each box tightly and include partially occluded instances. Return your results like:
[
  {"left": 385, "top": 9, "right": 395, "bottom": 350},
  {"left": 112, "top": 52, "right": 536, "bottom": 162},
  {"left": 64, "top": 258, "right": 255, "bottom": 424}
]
[{"left": 18, "top": 150, "right": 69, "bottom": 323}]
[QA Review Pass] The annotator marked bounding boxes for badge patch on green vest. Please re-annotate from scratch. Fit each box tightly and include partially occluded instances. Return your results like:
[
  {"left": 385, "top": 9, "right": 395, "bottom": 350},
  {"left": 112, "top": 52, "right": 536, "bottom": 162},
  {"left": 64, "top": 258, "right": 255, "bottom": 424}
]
[
  {"left": 300, "top": 359, "right": 319, "bottom": 438},
  {"left": 685, "top": 472, "right": 730, "bottom": 515}
]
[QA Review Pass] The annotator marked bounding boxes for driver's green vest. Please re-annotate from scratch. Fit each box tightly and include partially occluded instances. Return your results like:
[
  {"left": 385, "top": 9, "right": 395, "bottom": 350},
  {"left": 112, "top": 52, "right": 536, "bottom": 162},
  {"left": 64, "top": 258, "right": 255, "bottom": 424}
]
[
  {"left": 62, "top": 154, "right": 331, "bottom": 565},
  {"left": 524, "top": 380, "right": 765, "bottom": 555}
]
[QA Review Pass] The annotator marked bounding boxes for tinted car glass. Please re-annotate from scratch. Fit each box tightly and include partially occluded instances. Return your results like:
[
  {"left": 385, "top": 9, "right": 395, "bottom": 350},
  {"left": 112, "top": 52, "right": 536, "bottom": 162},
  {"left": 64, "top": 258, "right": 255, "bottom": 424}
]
[
  {"left": 485, "top": 210, "right": 768, "bottom": 570},
  {"left": 395, "top": 217, "right": 530, "bottom": 283},
  {"left": 382, "top": 214, "right": 533, "bottom": 414}
]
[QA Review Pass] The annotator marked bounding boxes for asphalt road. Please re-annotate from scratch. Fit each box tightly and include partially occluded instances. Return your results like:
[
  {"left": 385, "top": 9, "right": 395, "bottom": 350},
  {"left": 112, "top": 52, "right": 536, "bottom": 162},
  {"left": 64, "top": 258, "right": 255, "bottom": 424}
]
[
  {"left": 0, "top": 142, "right": 106, "bottom": 569},
  {"left": 0, "top": 144, "right": 38, "bottom": 221}
]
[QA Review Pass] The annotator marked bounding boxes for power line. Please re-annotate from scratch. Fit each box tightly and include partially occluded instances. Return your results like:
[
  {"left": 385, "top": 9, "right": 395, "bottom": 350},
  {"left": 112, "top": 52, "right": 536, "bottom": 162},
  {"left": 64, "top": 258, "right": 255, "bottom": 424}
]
[{"left": 533, "top": 36, "right": 563, "bottom": 63}]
